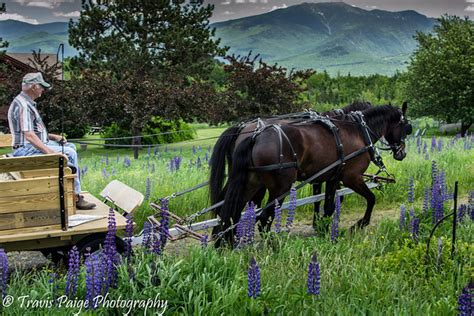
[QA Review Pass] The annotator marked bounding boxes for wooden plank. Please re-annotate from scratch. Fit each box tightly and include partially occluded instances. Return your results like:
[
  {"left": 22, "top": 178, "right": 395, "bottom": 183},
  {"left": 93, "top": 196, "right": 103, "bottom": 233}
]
[
  {"left": 0, "top": 192, "right": 126, "bottom": 244},
  {"left": 100, "top": 180, "right": 144, "bottom": 214},
  {"left": 0, "top": 191, "right": 74, "bottom": 214},
  {"left": 0, "top": 154, "right": 68, "bottom": 173},
  {"left": 1, "top": 236, "right": 71, "bottom": 252},
  {"left": 20, "top": 168, "right": 73, "bottom": 179},
  {"left": 0, "top": 209, "right": 61, "bottom": 230},
  {"left": 0, "top": 134, "right": 11, "bottom": 148},
  {"left": 0, "top": 177, "right": 60, "bottom": 197}
]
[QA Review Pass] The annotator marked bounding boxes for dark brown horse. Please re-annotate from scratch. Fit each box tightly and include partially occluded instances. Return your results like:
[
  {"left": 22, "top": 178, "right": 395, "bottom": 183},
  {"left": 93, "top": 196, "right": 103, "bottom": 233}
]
[
  {"left": 212, "top": 103, "right": 411, "bottom": 246},
  {"left": 209, "top": 101, "right": 372, "bottom": 228}
]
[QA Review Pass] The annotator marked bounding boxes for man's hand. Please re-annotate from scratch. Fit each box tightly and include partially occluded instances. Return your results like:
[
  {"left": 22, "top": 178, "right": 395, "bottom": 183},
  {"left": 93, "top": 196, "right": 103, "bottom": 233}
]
[{"left": 49, "top": 133, "right": 67, "bottom": 144}]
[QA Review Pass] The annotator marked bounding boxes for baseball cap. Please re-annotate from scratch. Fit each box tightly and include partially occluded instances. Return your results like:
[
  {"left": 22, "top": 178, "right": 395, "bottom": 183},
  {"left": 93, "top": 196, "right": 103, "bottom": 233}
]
[{"left": 22, "top": 72, "right": 51, "bottom": 89}]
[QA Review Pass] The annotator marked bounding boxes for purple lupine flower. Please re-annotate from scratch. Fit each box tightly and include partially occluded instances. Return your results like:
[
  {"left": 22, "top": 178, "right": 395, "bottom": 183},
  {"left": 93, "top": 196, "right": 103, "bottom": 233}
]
[
  {"left": 174, "top": 156, "right": 182, "bottom": 170},
  {"left": 274, "top": 200, "right": 282, "bottom": 234},
  {"left": 198, "top": 145, "right": 202, "bottom": 151},
  {"left": 102, "top": 168, "right": 108, "bottom": 179},
  {"left": 116, "top": 154, "right": 120, "bottom": 163},
  {"left": 408, "top": 177, "right": 415, "bottom": 204},
  {"left": 147, "top": 146, "right": 151, "bottom": 157},
  {"left": 431, "top": 137, "right": 437, "bottom": 152},
  {"left": 416, "top": 136, "right": 421, "bottom": 148},
  {"left": 431, "top": 161, "right": 438, "bottom": 184},
  {"left": 159, "top": 199, "right": 170, "bottom": 250},
  {"left": 410, "top": 217, "right": 420, "bottom": 243},
  {"left": 142, "top": 221, "right": 152, "bottom": 250},
  {"left": 307, "top": 252, "right": 321, "bottom": 295},
  {"left": 457, "top": 282, "right": 473, "bottom": 316},
  {"left": 123, "top": 156, "right": 131, "bottom": 168},
  {"left": 439, "top": 171, "right": 447, "bottom": 202},
  {"left": 105, "top": 153, "right": 109, "bottom": 165},
  {"left": 286, "top": 187, "right": 297, "bottom": 231},
  {"left": 124, "top": 215, "right": 134, "bottom": 260},
  {"left": 399, "top": 204, "right": 407, "bottom": 231},
  {"left": 196, "top": 157, "right": 202, "bottom": 169},
  {"left": 49, "top": 272, "right": 59, "bottom": 305},
  {"left": 422, "top": 142, "right": 428, "bottom": 154},
  {"left": 65, "top": 246, "right": 80, "bottom": 298},
  {"left": 144, "top": 177, "right": 151, "bottom": 201},
  {"left": 150, "top": 163, "right": 155, "bottom": 173},
  {"left": 0, "top": 248, "right": 8, "bottom": 299},
  {"left": 457, "top": 204, "right": 468, "bottom": 223},
  {"left": 331, "top": 195, "right": 341, "bottom": 242},
  {"left": 236, "top": 202, "right": 257, "bottom": 247},
  {"left": 422, "top": 187, "right": 430, "bottom": 216},
  {"left": 192, "top": 145, "right": 197, "bottom": 155},
  {"left": 205, "top": 152, "right": 209, "bottom": 163},
  {"left": 85, "top": 252, "right": 102, "bottom": 310},
  {"left": 104, "top": 208, "right": 118, "bottom": 290},
  {"left": 437, "top": 138, "right": 443, "bottom": 152},
  {"left": 152, "top": 224, "right": 162, "bottom": 255},
  {"left": 247, "top": 257, "right": 261, "bottom": 298}
]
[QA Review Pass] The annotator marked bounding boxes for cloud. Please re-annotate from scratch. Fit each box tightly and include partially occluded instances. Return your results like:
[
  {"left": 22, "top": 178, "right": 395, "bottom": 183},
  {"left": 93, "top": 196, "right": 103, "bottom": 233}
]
[
  {"left": 221, "top": 0, "right": 231, "bottom": 4},
  {"left": 26, "top": 2, "right": 56, "bottom": 8},
  {"left": 365, "top": 5, "right": 377, "bottom": 9},
  {"left": 466, "top": 4, "right": 474, "bottom": 11},
  {"left": 234, "top": 0, "right": 245, "bottom": 3},
  {"left": 223, "top": 10, "right": 235, "bottom": 15},
  {"left": 0, "top": 13, "right": 39, "bottom": 24},
  {"left": 271, "top": 3, "right": 287, "bottom": 11},
  {"left": 53, "top": 11, "right": 81, "bottom": 18}
]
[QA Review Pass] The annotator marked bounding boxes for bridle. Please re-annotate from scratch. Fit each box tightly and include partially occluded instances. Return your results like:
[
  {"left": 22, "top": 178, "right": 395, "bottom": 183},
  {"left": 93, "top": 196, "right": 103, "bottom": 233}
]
[{"left": 365, "top": 112, "right": 411, "bottom": 156}]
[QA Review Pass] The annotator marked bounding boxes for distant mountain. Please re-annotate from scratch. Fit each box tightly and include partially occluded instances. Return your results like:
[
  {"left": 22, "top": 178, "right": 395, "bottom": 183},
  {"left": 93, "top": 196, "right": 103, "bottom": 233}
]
[
  {"left": 0, "top": 20, "right": 75, "bottom": 56},
  {"left": 0, "top": 2, "right": 437, "bottom": 74},
  {"left": 213, "top": 2, "right": 437, "bottom": 75}
]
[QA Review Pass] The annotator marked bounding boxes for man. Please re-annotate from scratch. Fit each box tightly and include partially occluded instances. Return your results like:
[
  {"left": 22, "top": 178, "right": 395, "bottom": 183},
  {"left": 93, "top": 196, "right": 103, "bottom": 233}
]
[{"left": 8, "top": 72, "right": 96, "bottom": 210}]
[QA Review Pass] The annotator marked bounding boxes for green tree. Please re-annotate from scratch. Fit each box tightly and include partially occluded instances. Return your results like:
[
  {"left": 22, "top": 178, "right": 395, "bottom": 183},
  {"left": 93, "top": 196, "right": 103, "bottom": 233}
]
[
  {"left": 69, "top": 0, "right": 227, "bottom": 157},
  {"left": 404, "top": 15, "right": 473, "bottom": 136}
]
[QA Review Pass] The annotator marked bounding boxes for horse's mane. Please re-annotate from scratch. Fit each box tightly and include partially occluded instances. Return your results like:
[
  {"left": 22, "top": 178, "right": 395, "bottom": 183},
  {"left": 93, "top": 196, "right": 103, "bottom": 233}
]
[
  {"left": 341, "top": 101, "right": 372, "bottom": 113},
  {"left": 362, "top": 105, "right": 402, "bottom": 136}
]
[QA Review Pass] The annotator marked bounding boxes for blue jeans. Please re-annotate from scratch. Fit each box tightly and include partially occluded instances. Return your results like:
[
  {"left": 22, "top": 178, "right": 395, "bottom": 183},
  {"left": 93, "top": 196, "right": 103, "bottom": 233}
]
[{"left": 13, "top": 141, "right": 81, "bottom": 194}]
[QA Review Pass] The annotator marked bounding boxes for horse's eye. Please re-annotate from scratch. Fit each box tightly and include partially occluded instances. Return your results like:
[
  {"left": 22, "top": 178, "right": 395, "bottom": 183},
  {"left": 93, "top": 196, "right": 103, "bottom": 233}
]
[{"left": 405, "top": 124, "right": 413, "bottom": 135}]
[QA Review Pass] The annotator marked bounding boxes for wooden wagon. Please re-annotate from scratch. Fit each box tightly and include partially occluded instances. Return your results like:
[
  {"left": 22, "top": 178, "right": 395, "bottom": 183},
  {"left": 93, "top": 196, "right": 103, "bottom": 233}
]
[{"left": 0, "top": 134, "right": 144, "bottom": 263}]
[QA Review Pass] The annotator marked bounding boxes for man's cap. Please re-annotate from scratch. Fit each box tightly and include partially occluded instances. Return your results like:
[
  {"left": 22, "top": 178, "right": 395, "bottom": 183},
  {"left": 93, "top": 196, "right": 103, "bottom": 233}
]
[{"left": 22, "top": 72, "right": 51, "bottom": 89}]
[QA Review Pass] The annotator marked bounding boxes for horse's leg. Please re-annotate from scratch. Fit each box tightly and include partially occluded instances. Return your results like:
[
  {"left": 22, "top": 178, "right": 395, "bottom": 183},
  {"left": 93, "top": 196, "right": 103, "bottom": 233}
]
[
  {"left": 257, "top": 181, "right": 294, "bottom": 234},
  {"left": 342, "top": 176, "right": 375, "bottom": 231},
  {"left": 323, "top": 180, "right": 338, "bottom": 218},
  {"left": 312, "top": 183, "right": 322, "bottom": 228}
]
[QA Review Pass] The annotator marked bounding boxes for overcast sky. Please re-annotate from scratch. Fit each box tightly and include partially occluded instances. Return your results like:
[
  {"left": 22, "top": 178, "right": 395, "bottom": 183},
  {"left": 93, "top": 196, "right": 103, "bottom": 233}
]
[{"left": 1, "top": 0, "right": 473, "bottom": 24}]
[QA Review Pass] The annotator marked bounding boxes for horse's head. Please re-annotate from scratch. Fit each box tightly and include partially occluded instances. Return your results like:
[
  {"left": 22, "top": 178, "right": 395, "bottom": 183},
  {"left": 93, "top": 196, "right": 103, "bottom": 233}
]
[{"left": 385, "top": 102, "right": 412, "bottom": 161}]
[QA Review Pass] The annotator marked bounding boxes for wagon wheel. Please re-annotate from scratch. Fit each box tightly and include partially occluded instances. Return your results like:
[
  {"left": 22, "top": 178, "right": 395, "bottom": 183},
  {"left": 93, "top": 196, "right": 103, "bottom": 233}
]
[{"left": 40, "top": 247, "right": 70, "bottom": 266}]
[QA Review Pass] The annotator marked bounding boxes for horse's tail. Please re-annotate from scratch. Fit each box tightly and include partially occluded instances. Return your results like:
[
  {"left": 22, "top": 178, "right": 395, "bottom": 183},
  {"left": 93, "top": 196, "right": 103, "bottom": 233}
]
[
  {"left": 220, "top": 136, "right": 255, "bottom": 226},
  {"left": 209, "top": 126, "right": 241, "bottom": 205}
]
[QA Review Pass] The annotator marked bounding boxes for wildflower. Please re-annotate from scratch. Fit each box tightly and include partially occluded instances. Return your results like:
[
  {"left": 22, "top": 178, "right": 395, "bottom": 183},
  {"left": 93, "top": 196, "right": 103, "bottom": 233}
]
[
  {"left": 104, "top": 208, "right": 119, "bottom": 290},
  {"left": 274, "top": 200, "right": 282, "bottom": 234},
  {"left": 116, "top": 154, "right": 120, "bottom": 163},
  {"left": 422, "top": 187, "right": 430, "bottom": 215},
  {"left": 144, "top": 177, "right": 151, "bottom": 201},
  {"left": 457, "top": 282, "right": 473, "bottom": 316},
  {"left": 307, "top": 252, "right": 321, "bottom": 295},
  {"left": 431, "top": 137, "right": 436, "bottom": 152},
  {"left": 147, "top": 146, "right": 151, "bottom": 157},
  {"left": 173, "top": 156, "right": 182, "bottom": 170},
  {"left": 286, "top": 187, "right": 297, "bottom": 231},
  {"left": 49, "top": 272, "right": 59, "bottom": 305},
  {"left": 0, "top": 248, "right": 8, "bottom": 299},
  {"left": 247, "top": 257, "right": 261, "bottom": 298},
  {"left": 408, "top": 177, "right": 415, "bottom": 203},
  {"left": 85, "top": 252, "right": 102, "bottom": 309},
  {"left": 102, "top": 168, "right": 108, "bottom": 179},
  {"left": 236, "top": 202, "right": 256, "bottom": 247},
  {"left": 410, "top": 217, "right": 420, "bottom": 242},
  {"left": 331, "top": 195, "right": 341, "bottom": 242},
  {"left": 65, "top": 246, "right": 80, "bottom": 298},
  {"left": 105, "top": 153, "right": 109, "bottom": 165},
  {"left": 142, "top": 221, "right": 153, "bottom": 250},
  {"left": 152, "top": 225, "right": 162, "bottom": 256},
  {"left": 437, "top": 138, "right": 443, "bottom": 152},
  {"left": 123, "top": 156, "right": 131, "bottom": 168},
  {"left": 192, "top": 145, "right": 197, "bottom": 155},
  {"left": 399, "top": 204, "right": 407, "bottom": 231},
  {"left": 196, "top": 157, "right": 202, "bottom": 169},
  {"left": 124, "top": 215, "right": 134, "bottom": 260},
  {"left": 457, "top": 204, "right": 467, "bottom": 223}
]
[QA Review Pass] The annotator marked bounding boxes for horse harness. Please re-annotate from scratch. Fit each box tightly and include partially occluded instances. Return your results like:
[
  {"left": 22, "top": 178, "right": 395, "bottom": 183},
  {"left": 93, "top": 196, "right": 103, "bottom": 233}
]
[{"left": 246, "top": 111, "right": 388, "bottom": 180}]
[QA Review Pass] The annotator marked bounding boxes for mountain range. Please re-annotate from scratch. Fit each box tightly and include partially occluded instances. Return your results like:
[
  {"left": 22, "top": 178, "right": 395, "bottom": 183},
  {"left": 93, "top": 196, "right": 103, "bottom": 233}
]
[{"left": 0, "top": 2, "right": 437, "bottom": 75}]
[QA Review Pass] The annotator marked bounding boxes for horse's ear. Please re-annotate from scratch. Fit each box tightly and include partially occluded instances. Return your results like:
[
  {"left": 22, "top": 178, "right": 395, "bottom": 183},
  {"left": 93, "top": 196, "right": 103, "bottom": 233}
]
[{"left": 402, "top": 101, "right": 408, "bottom": 116}]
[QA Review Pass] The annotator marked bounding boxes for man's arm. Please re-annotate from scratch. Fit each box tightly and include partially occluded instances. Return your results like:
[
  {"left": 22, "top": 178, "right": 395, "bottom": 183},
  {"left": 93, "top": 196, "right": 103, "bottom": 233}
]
[
  {"left": 24, "top": 131, "right": 56, "bottom": 154},
  {"left": 48, "top": 133, "right": 66, "bottom": 142}
]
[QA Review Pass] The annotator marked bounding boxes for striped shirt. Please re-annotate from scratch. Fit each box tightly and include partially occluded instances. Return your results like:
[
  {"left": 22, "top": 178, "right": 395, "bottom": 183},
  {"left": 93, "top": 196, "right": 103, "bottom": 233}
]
[{"left": 7, "top": 92, "right": 48, "bottom": 147}]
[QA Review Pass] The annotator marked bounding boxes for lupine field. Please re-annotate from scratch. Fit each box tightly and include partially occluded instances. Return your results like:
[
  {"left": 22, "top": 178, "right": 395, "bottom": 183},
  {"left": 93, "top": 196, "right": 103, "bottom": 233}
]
[{"left": 1, "top": 129, "right": 473, "bottom": 315}]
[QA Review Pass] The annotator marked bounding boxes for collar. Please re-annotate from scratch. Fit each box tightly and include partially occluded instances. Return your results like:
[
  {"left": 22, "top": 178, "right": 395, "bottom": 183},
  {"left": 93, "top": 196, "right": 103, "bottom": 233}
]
[{"left": 19, "top": 92, "right": 37, "bottom": 106}]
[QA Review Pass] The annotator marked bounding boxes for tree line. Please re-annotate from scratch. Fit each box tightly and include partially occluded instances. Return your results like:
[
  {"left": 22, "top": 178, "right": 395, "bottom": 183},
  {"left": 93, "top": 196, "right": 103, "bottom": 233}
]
[{"left": 1, "top": 1, "right": 472, "bottom": 154}]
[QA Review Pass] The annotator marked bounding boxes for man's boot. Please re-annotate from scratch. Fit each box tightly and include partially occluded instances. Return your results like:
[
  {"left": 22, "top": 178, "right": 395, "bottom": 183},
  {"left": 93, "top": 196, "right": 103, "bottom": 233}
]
[{"left": 76, "top": 194, "right": 97, "bottom": 210}]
